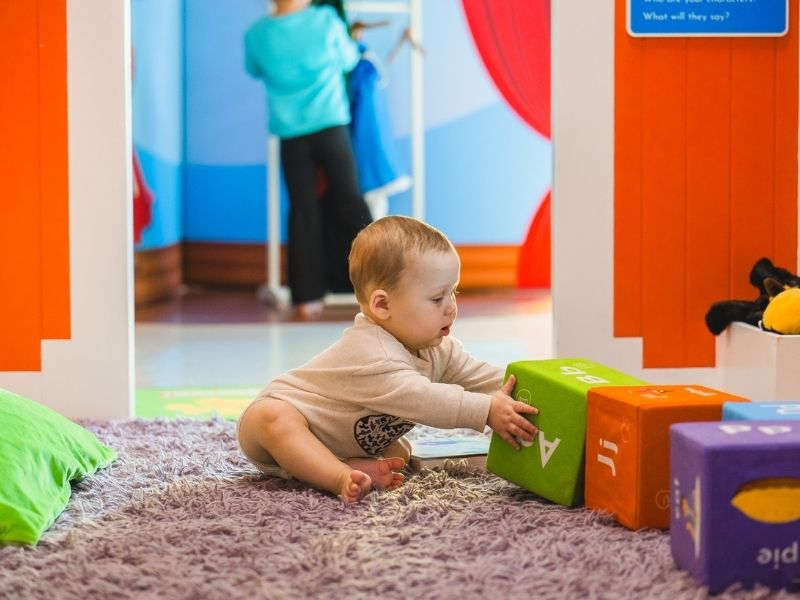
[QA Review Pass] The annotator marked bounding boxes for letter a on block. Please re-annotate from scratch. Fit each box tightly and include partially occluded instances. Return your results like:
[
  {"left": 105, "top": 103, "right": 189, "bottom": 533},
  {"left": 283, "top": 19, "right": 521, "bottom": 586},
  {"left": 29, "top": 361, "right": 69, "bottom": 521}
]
[{"left": 538, "top": 431, "right": 561, "bottom": 468}]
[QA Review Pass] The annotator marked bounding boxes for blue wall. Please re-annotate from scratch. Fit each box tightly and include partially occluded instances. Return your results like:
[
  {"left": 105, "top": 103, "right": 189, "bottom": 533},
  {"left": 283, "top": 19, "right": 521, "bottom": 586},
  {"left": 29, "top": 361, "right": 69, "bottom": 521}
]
[
  {"left": 131, "top": 0, "right": 184, "bottom": 248},
  {"left": 132, "top": 0, "right": 551, "bottom": 250}
]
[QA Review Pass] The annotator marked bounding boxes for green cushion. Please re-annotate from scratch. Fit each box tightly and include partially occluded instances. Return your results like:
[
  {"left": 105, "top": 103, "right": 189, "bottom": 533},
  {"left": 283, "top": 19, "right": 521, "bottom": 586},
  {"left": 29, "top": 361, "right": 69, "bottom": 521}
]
[{"left": 0, "top": 388, "right": 117, "bottom": 545}]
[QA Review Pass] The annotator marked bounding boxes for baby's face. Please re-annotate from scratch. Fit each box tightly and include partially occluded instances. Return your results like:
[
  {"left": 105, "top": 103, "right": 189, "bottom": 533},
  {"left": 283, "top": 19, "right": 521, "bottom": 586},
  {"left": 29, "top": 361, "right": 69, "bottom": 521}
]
[{"left": 384, "top": 249, "right": 460, "bottom": 351}]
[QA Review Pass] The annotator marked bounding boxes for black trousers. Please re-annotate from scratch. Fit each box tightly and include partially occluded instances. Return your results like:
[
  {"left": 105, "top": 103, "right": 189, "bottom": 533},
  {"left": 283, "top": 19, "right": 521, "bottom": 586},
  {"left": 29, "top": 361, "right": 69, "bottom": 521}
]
[{"left": 280, "top": 125, "right": 373, "bottom": 305}]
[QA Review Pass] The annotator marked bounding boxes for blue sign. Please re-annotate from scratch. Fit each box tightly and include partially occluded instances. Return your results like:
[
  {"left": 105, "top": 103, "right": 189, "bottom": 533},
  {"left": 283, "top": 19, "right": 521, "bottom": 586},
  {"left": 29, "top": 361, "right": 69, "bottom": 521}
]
[{"left": 628, "top": 0, "right": 789, "bottom": 37}]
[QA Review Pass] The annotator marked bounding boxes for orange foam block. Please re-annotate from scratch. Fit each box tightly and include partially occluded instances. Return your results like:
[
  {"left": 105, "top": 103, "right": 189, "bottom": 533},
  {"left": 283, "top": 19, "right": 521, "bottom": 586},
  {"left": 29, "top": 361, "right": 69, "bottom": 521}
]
[{"left": 585, "top": 385, "right": 748, "bottom": 530}]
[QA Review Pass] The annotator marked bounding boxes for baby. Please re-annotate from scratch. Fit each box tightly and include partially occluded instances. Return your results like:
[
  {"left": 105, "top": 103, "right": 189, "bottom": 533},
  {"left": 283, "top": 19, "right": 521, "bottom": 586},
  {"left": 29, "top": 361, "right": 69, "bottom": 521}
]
[{"left": 237, "top": 216, "right": 539, "bottom": 502}]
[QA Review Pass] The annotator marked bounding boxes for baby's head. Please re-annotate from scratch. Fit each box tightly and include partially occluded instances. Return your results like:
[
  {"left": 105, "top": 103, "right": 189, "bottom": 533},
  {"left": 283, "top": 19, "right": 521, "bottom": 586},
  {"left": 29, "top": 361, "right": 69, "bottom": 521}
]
[
  {"left": 349, "top": 216, "right": 456, "bottom": 304},
  {"left": 350, "top": 216, "right": 460, "bottom": 349}
]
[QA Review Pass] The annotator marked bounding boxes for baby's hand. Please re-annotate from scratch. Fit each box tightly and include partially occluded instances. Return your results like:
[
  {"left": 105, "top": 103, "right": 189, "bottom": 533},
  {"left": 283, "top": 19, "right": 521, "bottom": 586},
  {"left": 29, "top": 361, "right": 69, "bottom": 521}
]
[{"left": 486, "top": 374, "right": 539, "bottom": 450}]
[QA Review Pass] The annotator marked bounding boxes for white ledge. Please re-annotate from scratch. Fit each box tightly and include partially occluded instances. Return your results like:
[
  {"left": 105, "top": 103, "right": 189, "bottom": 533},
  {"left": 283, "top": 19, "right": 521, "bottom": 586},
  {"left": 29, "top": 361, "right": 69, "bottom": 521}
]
[{"left": 716, "top": 322, "right": 800, "bottom": 401}]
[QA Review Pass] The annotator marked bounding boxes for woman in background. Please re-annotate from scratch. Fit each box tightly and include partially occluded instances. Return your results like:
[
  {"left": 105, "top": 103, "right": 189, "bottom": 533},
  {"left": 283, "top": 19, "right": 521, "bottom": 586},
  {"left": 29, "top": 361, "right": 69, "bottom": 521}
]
[{"left": 245, "top": 0, "right": 373, "bottom": 319}]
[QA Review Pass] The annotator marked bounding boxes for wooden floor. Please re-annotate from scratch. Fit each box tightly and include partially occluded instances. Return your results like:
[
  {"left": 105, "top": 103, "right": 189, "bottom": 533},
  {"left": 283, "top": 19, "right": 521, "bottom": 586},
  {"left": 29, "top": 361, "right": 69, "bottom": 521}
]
[
  {"left": 135, "top": 285, "right": 552, "bottom": 324},
  {"left": 135, "top": 285, "right": 554, "bottom": 389}
]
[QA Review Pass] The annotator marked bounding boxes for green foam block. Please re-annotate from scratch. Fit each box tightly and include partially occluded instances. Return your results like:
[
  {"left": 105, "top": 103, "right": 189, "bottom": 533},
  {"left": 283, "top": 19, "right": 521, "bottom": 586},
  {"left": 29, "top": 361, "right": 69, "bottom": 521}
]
[{"left": 486, "top": 358, "right": 646, "bottom": 506}]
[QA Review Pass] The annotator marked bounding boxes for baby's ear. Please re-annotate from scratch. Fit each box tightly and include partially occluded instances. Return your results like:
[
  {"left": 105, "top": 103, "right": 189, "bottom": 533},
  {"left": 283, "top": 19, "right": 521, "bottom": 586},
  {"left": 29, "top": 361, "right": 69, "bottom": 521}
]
[{"left": 368, "top": 289, "right": 391, "bottom": 319}]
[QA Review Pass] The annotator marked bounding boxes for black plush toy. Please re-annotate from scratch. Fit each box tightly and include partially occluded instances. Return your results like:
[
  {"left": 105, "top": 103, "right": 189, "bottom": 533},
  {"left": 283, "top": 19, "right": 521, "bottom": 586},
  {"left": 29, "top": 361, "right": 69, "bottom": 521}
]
[{"left": 705, "top": 257, "right": 800, "bottom": 335}]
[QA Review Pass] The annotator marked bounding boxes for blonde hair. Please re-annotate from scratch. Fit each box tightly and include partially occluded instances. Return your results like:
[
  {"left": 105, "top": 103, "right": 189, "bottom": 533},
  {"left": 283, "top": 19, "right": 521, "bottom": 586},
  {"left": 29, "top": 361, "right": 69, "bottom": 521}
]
[{"left": 349, "top": 216, "right": 455, "bottom": 303}]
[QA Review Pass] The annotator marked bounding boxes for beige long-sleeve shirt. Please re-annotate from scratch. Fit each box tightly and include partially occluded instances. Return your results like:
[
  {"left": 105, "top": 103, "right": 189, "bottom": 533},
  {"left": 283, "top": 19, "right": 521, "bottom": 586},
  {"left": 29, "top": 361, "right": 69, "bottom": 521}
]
[{"left": 258, "top": 313, "right": 503, "bottom": 458}]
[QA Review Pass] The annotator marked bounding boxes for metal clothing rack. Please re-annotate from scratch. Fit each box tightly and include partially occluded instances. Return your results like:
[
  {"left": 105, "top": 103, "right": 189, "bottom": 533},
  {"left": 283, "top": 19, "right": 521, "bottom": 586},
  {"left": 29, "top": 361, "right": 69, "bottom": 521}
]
[{"left": 259, "top": 0, "right": 424, "bottom": 307}]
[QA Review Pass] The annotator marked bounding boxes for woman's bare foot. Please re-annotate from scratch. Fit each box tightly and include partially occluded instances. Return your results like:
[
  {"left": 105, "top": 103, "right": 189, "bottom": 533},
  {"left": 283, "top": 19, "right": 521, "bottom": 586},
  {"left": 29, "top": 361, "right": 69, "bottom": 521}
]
[
  {"left": 295, "top": 300, "right": 324, "bottom": 320},
  {"left": 346, "top": 456, "right": 406, "bottom": 490}
]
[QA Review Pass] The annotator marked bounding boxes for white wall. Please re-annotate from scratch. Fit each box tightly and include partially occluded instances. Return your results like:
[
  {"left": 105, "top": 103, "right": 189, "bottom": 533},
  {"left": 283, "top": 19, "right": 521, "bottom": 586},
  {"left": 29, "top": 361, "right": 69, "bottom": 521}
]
[
  {"left": 0, "top": 0, "right": 134, "bottom": 419},
  {"left": 551, "top": 2, "right": 721, "bottom": 387}
]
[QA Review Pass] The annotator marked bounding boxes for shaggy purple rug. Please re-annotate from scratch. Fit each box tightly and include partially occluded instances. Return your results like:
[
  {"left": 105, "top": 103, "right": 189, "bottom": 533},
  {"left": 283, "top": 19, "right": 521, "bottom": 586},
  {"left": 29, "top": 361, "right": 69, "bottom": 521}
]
[{"left": 0, "top": 418, "right": 794, "bottom": 599}]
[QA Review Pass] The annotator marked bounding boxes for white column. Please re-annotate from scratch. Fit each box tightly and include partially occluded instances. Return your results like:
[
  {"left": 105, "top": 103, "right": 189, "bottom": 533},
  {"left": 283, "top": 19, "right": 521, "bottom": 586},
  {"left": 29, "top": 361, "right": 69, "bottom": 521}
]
[
  {"left": 45, "top": 0, "right": 134, "bottom": 419},
  {"left": 551, "top": 2, "right": 719, "bottom": 386}
]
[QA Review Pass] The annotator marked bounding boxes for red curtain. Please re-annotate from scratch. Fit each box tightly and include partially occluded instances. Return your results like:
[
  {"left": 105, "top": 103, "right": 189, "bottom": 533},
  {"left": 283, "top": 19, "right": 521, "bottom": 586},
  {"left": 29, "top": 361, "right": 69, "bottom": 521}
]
[
  {"left": 132, "top": 150, "right": 153, "bottom": 244},
  {"left": 461, "top": 0, "right": 551, "bottom": 287},
  {"left": 131, "top": 49, "right": 153, "bottom": 245}
]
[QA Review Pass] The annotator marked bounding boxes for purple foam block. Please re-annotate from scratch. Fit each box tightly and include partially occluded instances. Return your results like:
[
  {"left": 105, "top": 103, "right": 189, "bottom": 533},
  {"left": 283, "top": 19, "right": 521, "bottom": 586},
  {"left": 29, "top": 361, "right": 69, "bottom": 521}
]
[{"left": 670, "top": 421, "right": 800, "bottom": 593}]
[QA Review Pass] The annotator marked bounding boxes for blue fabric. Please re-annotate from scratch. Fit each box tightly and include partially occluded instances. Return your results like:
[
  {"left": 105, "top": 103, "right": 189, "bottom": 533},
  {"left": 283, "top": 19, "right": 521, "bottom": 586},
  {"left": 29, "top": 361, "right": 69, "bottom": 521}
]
[
  {"left": 349, "top": 46, "right": 409, "bottom": 195},
  {"left": 244, "top": 6, "right": 359, "bottom": 138}
]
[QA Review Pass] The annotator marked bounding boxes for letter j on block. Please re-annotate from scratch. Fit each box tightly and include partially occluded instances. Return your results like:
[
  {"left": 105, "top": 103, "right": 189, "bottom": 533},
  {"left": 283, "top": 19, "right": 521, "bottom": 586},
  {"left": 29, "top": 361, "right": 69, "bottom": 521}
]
[{"left": 584, "top": 385, "right": 747, "bottom": 530}]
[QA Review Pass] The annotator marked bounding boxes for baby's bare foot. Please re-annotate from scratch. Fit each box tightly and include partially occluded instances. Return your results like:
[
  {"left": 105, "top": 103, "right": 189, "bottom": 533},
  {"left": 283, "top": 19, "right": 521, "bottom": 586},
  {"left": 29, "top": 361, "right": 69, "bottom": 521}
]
[
  {"left": 339, "top": 469, "right": 372, "bottom": 504},
  {"left": 346, "top": 457, "right": 406, "bottom": 491}
]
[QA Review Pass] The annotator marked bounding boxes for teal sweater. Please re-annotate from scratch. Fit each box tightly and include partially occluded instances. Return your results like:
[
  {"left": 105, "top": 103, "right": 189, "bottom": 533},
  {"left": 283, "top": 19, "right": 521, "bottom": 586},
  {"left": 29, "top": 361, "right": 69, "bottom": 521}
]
[{"left": 244, "top": 5, "right": 360, "bottom": 138}]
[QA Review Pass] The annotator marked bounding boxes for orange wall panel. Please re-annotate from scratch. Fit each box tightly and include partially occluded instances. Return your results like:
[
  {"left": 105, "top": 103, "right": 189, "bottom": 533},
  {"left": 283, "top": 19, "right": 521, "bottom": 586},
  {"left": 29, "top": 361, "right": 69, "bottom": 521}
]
[
  {"left": 640, "top": 39, "right": 687, "bottom": 368},
  {"left": 614, "top": 5, "right": 643, "bottom": 338},
  {"left": 0, "top": 0, "right": 70, "bottom": 372},
  {"left": 39, "top": 0, "right": 70, "bottom": 340},
  {"left": 614, "top": 0, "right": 798, "bottom": 369},
  {"left": 773, "top": 31, "right": 799, "bottom": 273},
  {"left": 729, "top": 40, "right": 777, "bottom": 299},
  {"left": 685, "top": 40, "right": 732, "bottom": 366},
  {"left": 0, "top": 2, "right": 43, "bottom": 371}
]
